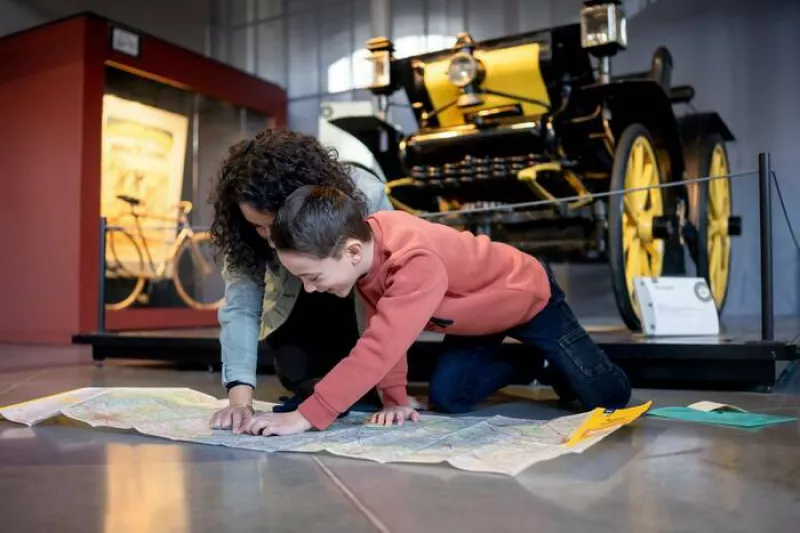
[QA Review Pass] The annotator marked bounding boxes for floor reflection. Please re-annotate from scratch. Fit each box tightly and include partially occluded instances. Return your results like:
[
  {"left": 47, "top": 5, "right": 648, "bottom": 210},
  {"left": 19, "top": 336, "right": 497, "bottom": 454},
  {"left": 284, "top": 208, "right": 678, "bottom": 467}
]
[{"left": 103, "top": 443, "right": 188, "bottom": 533}]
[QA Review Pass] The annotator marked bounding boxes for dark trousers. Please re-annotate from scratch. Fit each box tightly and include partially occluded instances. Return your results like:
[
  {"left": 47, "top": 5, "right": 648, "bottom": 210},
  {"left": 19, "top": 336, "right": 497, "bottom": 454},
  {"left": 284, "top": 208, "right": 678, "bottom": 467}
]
[
  {"left": 428, "top": 268, "right": 632, "bottom": 413},
  {"left": 268, "top": 289, "right": 381, "bottom": 405}
]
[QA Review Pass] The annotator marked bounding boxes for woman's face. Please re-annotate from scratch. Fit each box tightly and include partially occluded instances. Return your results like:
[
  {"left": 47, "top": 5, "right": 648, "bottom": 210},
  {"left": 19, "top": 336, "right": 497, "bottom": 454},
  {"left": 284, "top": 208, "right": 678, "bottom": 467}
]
[{"left": 239, "top": 203, "right": 275, "bottom": 246}]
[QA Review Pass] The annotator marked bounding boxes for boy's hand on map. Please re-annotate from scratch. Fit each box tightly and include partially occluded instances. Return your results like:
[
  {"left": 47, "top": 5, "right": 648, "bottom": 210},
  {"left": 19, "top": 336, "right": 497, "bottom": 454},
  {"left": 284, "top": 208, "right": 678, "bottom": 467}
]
[
  {"left": 369, "top": 406, "right": 420, "bottom": 426},
  {"left": 247, "top": 410, "right": 313, "bottom": 437},
  {"left": 209, "top": 404, "right": 254, "bottom": 434}
]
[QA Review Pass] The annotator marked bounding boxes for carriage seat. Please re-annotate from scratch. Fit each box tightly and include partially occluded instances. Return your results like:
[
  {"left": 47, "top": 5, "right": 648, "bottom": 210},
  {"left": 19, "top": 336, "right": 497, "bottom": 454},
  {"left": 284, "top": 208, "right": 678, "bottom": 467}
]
[
  {"left": 668, "top": 85, "right": 695, "bottom": 104},
  {"left": 613, "top": 46, "right": 694, "bottom": 104}
]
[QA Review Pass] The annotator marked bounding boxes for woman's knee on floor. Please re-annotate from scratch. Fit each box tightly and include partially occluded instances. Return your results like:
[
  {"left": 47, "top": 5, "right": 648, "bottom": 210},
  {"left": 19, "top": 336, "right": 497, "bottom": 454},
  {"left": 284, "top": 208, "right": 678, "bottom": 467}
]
[{"left": 271, "top": 344, "right": 311, "bottom": 392}]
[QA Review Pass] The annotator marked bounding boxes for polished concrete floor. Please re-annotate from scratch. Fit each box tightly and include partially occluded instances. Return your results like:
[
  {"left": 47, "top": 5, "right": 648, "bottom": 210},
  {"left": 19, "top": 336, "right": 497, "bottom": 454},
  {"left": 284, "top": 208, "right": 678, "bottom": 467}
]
[{"left": 0, "top": 344, "right": 798, "bottom": 533}]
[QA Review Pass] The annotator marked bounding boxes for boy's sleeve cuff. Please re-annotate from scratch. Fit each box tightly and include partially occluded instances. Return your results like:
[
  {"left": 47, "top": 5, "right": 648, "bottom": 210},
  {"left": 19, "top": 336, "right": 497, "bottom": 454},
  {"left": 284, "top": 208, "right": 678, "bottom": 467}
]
[
  {"left": 380, "top": 385, "right": 410, "bottom": 408},
  {"left": 298, "top": 393, "right": 340, "bottom": 430}
]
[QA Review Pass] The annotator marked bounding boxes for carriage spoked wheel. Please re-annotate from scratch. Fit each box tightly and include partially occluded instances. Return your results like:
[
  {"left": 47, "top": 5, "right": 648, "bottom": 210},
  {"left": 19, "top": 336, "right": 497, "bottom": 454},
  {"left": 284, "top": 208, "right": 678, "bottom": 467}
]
[
  {"left": 608, "top": 123, "right": 676, "bottom": 331},
  {"left": 687, "top": 133, "right": 736, "bottom": 311}
]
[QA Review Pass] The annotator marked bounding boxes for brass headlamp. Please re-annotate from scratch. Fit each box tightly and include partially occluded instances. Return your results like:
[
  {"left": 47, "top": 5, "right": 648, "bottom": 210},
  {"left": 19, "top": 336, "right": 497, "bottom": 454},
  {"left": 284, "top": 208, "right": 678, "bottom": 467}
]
[{"left": 446, "top": 33, "right": 485, "bottom": 107}]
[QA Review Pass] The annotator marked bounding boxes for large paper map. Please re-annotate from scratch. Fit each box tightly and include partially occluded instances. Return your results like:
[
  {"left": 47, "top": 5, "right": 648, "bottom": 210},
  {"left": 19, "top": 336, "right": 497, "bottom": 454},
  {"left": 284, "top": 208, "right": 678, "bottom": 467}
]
[{"left": 0, "top": 388, "right": 650, "bottom": 476}]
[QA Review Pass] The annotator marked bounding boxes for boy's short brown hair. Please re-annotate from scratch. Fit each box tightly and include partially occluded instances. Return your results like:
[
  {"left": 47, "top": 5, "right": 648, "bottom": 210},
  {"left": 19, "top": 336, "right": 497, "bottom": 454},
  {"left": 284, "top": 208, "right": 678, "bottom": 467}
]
[{"left": 271, "top": 185, "right": 371, "bottom": 258}]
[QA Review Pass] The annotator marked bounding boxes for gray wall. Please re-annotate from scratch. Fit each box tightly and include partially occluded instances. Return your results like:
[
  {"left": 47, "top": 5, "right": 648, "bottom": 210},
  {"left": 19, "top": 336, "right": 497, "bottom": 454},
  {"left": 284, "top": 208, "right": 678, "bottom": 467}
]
[
  {"left": 2, "top": 0, "right": 210, "bottom": 53},
  {"left": 0, "top": 0, "right": 44, "bottom": 37}
]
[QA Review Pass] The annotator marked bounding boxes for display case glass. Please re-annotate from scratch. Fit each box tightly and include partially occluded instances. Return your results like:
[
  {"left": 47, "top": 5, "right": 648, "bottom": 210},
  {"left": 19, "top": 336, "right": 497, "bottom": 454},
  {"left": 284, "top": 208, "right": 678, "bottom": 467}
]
[{"left": 101, "top": 66, "right": 270, "bottom": 312}]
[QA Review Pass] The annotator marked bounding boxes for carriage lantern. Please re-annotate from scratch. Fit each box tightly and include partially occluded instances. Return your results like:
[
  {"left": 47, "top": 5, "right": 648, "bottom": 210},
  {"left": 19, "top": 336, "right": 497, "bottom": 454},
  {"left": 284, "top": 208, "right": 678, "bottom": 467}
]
[{"left": 580, "top": 0, "right": 627, "bottom": 83}]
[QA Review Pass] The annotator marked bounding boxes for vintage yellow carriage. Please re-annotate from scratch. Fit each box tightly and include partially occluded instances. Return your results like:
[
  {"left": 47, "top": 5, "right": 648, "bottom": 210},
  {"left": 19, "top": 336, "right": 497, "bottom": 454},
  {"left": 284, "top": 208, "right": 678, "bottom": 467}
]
[{"left": 333, "top": 0, "right": 741, "bottom": 330}]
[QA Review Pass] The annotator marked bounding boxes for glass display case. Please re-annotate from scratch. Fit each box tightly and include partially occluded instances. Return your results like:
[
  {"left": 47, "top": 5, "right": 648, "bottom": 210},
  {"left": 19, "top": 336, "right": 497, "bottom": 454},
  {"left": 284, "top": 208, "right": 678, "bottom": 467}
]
[
  {"left": 101, "top": 66, "right": 269, "bottom": 315},
  {"left": 0, "top": 12, "right": 286, "bottom": 343}
]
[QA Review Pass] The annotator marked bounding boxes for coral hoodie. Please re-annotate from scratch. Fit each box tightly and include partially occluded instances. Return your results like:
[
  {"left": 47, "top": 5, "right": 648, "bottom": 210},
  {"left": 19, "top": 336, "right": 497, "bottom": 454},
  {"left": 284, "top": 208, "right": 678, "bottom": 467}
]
[{"left": 298, "top": 210, "right": 551, "bottom": 430}]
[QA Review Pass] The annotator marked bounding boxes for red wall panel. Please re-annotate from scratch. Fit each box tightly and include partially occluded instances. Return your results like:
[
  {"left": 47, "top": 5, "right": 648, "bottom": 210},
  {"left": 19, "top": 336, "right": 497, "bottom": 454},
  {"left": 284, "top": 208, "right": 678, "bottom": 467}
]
[
  {"left": 78, "top": 18, "right": 105, "bottom": 336},
  {"left": 0, "top": 19, "right": 88, "bottom": 343}
]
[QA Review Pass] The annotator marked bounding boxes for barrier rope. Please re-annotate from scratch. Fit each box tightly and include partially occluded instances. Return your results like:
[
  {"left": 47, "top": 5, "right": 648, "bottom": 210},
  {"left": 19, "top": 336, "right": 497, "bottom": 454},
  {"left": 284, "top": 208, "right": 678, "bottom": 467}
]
[
  {"left": 103, "top": 169, "right": 789, "bottom": 238},
  {"left": 771, "top": 170, "right": 800, "bottom": 255},
  {"left": 392, "top": 169, "right": 758, "bottom": 220}
]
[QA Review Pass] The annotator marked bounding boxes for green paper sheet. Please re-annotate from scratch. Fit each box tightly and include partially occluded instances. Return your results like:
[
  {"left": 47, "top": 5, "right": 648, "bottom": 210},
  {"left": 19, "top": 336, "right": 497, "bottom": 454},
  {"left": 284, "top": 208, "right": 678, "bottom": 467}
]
[{"left": 647, "top": 407, "right": 797, "bottom": 428}]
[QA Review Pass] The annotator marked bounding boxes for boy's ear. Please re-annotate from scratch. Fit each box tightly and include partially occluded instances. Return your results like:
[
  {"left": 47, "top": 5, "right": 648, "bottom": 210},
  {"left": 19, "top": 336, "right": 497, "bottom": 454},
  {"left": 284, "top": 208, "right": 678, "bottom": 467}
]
[{"left": 343, "top": 239, "right": 363, "bottom": 264}]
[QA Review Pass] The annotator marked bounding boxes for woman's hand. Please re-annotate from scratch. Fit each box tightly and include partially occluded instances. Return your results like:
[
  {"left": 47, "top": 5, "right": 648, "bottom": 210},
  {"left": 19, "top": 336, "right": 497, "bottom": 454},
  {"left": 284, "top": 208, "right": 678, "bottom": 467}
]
[
  {"left": 369, "top": 406, "right": 420, "bottom": 427},
  {"left": 246, "top": 410, "right": 313, "bottom": 436},
  {"left": 209, "top": 404, "right": 254, "bottom": 434}
]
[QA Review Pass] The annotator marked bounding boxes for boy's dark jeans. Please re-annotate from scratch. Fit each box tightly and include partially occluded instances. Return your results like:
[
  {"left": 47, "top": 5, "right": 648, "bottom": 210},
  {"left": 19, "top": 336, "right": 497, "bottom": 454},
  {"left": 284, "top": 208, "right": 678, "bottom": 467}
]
[{"left": 428, "top": 268, "right": 632, "bottom": 413}]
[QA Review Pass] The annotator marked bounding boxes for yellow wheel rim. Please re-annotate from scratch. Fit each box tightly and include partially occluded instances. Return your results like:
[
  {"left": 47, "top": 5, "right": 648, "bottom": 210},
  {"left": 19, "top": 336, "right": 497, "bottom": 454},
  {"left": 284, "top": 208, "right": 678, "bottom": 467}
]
[
  {"left": 622, "top": 135, "right": 664, "bottom": 314},
  {"left": 707, "top": 144, "right": 731, "bottom": 307}
]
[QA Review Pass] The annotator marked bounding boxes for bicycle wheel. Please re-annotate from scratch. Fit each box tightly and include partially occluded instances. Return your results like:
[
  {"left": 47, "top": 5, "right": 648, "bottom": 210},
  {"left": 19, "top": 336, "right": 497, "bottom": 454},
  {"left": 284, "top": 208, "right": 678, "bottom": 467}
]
[
  {"left": 104, "top": 228, "right": 146, "bottom": 311},
  {"left": 173, "top": 231, "right": 225, "bottom": 310}
]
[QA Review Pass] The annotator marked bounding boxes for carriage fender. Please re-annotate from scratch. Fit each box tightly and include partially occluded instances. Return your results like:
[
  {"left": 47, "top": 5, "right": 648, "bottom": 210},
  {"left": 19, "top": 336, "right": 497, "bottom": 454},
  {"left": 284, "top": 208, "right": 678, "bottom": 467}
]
[
  {"left": 586, "top": 80, "right": 686, "bottom": 182},
  {"left": 328, "top": 116, "right": 407, "bottom": 181},
  {"left": 677, "top": 112, "right": 736, "bottom": 147}
]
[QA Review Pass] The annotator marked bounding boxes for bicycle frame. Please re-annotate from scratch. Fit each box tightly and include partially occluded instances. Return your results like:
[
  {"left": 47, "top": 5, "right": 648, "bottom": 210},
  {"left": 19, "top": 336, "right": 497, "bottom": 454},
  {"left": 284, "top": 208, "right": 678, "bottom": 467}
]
[
  {"left": 120, "top": 201, "right": 210, "bottom": 280},
  {"left": 140, "top": 227, "right": 192, "bottom": 279},
  {"left": 105, "top": 196, "right": 223, "bottom": 310}
]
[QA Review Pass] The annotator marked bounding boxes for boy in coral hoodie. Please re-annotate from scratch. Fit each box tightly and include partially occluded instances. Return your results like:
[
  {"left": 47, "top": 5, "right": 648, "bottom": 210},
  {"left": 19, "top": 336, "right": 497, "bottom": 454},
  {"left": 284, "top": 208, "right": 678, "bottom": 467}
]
[{"left": 242, "top": 185, "right": 631, "bottom": 437}]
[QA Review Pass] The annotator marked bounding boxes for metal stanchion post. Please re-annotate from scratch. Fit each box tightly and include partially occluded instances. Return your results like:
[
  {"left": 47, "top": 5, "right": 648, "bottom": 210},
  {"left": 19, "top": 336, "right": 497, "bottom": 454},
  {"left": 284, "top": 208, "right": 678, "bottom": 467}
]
[
  {"left": 98, "top": 217, "right": 107, "bottom": 333},
  {"left": 758, "top": 153, "right": 774, "bottom": 341}
]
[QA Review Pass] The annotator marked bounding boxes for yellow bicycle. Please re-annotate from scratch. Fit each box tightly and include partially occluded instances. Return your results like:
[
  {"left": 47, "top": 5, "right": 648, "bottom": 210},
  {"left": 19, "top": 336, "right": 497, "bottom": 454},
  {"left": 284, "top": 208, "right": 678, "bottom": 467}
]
[{"left": 104, "top": 195, "right": 223, "bottom": 311}]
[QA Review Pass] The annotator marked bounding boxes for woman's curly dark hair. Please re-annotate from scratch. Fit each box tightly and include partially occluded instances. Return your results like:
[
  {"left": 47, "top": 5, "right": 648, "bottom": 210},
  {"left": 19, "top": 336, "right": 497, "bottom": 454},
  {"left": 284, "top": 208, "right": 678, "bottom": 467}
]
[{"left": 209, "top": 128, "right": 367, "bottom": 280}]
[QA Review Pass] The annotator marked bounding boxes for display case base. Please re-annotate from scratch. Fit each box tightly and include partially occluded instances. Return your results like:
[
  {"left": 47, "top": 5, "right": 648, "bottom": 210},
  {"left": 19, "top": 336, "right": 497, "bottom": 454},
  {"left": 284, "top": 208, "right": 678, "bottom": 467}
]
[{"left": 73, "top": 316, "right": 800, "bottom": 392}]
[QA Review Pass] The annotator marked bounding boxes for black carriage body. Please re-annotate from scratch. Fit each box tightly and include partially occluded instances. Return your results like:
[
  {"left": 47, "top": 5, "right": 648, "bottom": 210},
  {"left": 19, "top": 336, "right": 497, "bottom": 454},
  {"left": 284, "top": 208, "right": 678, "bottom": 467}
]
[
  {"left": 337, "top": 22, "right": 734, "bottom": 213},
  {"left": 392, "top": 24, "right": 611, "bottom": 207}
]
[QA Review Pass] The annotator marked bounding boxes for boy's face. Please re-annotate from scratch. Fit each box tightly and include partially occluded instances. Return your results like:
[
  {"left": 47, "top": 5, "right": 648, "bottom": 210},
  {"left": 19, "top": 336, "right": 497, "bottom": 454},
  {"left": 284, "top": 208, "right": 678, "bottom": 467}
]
[{"left": 277, "top": 240, "right": 367, "bottom": 297}]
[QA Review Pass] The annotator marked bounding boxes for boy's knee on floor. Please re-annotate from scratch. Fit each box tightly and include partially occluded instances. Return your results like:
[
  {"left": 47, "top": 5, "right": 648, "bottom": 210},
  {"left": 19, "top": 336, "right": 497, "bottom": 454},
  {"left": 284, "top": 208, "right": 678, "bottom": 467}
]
[
  {"left": 428, "top": 386, "right": 474, "bottom": 414},
  {"left": 591, "top": 370, "right": 632, "bottom": 409}
]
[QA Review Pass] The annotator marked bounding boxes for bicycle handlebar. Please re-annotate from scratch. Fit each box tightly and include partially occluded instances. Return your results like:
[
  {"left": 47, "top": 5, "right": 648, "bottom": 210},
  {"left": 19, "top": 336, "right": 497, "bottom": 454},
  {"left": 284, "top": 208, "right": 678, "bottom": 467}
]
[{"left": 114, "top": 196, "right": 195, "bottom": 222}]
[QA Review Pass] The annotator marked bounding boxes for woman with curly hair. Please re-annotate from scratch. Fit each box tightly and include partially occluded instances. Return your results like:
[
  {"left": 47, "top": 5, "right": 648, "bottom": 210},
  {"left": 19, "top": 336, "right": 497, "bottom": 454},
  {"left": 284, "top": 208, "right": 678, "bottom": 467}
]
[{"left": 207, "top": 128, "right": 392, "bottom": 434}]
